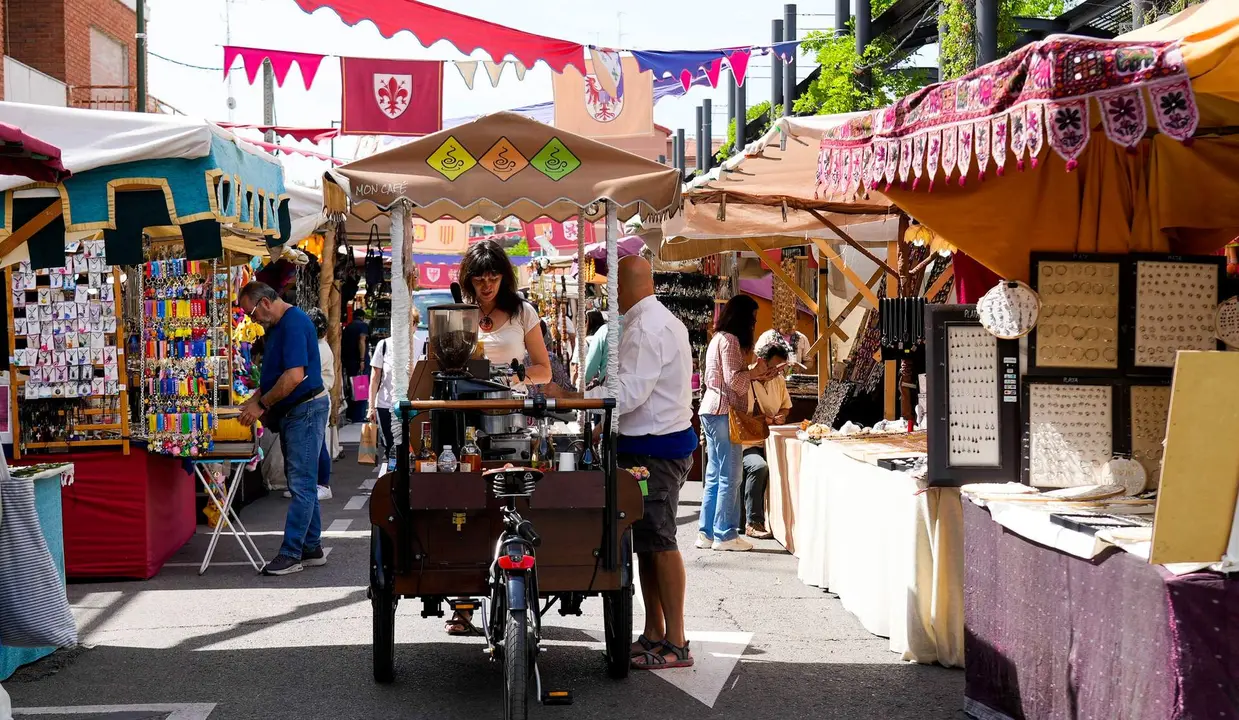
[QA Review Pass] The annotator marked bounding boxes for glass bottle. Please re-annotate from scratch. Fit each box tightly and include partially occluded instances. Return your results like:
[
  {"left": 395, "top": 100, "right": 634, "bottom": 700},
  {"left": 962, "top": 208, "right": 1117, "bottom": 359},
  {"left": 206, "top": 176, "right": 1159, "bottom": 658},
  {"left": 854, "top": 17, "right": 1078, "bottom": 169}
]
[
  {"left": 460, "top": 427, "right": 481, "bottom": 473},
  {"left": 537, "top": 418, "right": 553, "bottom": 471},
  {"left": 416, "top": 422, "right": 438, "bottom": 472},
  {"left": 437, "top": 445, "right": 458, "bottom": 473}
]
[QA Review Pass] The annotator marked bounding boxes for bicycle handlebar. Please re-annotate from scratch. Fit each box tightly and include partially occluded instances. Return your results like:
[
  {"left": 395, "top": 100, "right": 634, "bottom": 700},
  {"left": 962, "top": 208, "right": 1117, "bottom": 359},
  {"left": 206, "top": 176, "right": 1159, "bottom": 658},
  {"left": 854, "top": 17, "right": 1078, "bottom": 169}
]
[{"left": 405, "top": 398, "right": 614, "bottom": 412}]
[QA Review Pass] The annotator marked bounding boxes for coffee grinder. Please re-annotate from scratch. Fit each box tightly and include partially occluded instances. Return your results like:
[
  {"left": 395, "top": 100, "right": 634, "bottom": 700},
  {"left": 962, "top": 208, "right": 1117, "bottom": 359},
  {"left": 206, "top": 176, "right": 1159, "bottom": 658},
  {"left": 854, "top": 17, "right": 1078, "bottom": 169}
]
[{"left": 426, "top": 302, "right": 511, "bottom": 453}]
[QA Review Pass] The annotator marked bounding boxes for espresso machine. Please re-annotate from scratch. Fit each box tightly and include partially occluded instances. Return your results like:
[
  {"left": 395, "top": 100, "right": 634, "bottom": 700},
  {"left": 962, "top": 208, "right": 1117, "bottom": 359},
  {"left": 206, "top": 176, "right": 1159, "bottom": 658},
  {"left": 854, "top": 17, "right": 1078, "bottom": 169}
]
[{"left": 425, "top": 303, "right": 510, "bottom": 452}]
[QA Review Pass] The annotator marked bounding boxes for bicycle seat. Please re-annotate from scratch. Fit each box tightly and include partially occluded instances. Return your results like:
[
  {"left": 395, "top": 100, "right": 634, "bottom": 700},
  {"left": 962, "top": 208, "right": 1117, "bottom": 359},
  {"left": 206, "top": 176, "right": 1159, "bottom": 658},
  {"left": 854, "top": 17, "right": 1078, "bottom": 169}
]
[{"left": 484, "top": 464, "right": 543, "bottom": 497}]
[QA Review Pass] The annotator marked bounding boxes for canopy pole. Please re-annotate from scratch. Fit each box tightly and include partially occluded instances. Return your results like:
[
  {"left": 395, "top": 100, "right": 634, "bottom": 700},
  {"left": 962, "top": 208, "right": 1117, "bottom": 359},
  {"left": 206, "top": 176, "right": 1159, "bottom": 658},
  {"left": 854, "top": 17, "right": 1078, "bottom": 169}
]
[
  {"left": 604, "top": 202, "right": 620, "bottom": 426},
  {"left": 391, "top": 202, "right": 412, "bottom": 404},
  {"left": 817, "top": 256, "right": 830, "bottom": 392},
  {"left": 321, "top": 221, "right": 342, "bottom": 437},
  {"left": 577, "top": 214, "right": 587, "bottom": 387}
]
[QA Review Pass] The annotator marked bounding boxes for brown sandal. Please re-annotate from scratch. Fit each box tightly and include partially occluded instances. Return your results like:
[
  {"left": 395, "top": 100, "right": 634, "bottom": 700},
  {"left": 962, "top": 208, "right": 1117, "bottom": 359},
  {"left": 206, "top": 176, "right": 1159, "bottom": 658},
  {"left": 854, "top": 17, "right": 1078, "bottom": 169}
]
[
  {"left": 445, "top": 610, "right": 479, "bottom": 636},
  {"left": 631, "top": 640, "right": 694, "bottom": 670}
]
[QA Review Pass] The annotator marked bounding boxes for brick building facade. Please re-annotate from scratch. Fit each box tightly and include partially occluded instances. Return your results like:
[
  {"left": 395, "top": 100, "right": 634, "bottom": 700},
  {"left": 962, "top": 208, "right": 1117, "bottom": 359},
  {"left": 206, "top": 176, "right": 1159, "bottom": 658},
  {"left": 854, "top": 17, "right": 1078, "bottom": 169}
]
[{"left": 2, "top": 0, "right": 138, "bottom": 106}]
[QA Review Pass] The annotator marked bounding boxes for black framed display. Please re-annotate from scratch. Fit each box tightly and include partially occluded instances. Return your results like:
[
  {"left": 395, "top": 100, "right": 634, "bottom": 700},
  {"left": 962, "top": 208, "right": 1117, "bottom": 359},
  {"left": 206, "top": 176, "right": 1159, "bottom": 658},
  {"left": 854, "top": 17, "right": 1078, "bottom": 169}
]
[
  {"left": 926, "top": 304, "right": 1021, "bottom": 487},
  {"left": 1125, "top": 253, "right": 1225, "bottom": 375},
  {"left": 1027, "top": 252, "right": 1126, "bottom": 377},
  {"left": 1020, "top": 376, "right": 1126, "bottom": 487},
  {"left": 1124, "top": 377, "right": 1173, "bottom": 490}
]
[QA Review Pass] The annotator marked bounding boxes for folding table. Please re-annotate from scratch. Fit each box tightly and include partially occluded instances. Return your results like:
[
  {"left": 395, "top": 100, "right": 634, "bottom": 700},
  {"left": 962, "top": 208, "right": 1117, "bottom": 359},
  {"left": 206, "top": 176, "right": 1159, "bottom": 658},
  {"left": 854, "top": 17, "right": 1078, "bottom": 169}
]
[{"left": 193, "top": 455, "right": 264, "bottom": 574}]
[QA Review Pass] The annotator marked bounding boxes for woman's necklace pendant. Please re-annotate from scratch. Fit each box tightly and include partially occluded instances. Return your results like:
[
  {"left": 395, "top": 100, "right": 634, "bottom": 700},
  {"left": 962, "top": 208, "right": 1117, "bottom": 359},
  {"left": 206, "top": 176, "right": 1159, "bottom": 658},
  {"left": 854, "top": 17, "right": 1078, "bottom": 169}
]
[{"left": 479, "top": 315, "right": 494, "bottom": 332}]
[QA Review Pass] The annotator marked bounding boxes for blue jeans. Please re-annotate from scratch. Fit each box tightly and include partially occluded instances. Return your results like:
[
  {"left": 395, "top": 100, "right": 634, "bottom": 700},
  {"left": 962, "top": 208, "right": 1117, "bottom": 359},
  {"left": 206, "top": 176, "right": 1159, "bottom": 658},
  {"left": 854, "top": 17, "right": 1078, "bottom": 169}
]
[
  {"left": 279, "top": 395, "right": 329, "bottom": 559},
  {"left": 699, "top": 413, "right": 742, "bottom": 543},
  {"left": 317, "top": 442, "right": 331, "bottom": 488}
]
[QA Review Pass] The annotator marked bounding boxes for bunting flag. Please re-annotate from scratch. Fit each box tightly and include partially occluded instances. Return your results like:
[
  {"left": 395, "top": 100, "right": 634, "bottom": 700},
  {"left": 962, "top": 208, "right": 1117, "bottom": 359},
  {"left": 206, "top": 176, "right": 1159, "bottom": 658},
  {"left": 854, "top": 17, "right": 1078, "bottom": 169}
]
[
  {"left": 341, "top": 57, "right": 443, "bottom": 137},
  {"left": 553, "top": 55, "right": 652, "bottom": 137},
  {"left": 215, "top": 123, "right": 340, "bottom": 144},
  {"left": 483, "top": 60, "right": 507, "bottom": 87},
  {"left": 292, "top": 0, "right": 587, "bottom": 74},
  {"left": 513, "top": 61, "right": 528, "bottom": 81},
  {"left": 814, "top": 35, "right": 1199, "bottom": 197},
  {"left": 244, "top": 138, "right": 345, "bottom": 165},
  {"left": 223, "top": 46, "right": 325, "bottom": 90},
  {"left": 703, "top": 58, "right": 724, "bottom": 89},
  {"left": 456, "top": 60, "right": 479, "bottom": 90},
  {"left": 590, "top": 48, "right": 623, "bottom": 97},
  {"left": 726, "top": 49, "right": 752, "bottom": 86}
]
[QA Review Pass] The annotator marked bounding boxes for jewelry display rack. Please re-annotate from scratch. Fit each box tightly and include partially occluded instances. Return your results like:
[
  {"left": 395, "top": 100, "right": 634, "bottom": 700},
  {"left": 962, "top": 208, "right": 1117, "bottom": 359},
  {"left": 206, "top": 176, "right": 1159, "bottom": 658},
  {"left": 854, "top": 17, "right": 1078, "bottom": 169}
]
[
  {"left": 925, "top": 305, "right": 1020, "bottom": 487},
  {"left": 1126, "top": 254, "right": 1225, "bottom": 374},
  {"left": 1021, "top": 377, "right": 1125, "bottom": 487},
  {"left": 6, "top": 247, "right": 131, "bottom": 458},
  {"left": 1027, "top": 253, "right": 1125, "bottom": 376}
]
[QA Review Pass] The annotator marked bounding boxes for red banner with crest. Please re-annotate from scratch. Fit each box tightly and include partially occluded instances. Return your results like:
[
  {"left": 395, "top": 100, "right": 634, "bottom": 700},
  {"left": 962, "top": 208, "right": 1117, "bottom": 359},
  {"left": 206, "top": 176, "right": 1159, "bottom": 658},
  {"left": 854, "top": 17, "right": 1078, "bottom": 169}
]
[{"left": 341, "top": 57, "right": 443, "bottom": 136}]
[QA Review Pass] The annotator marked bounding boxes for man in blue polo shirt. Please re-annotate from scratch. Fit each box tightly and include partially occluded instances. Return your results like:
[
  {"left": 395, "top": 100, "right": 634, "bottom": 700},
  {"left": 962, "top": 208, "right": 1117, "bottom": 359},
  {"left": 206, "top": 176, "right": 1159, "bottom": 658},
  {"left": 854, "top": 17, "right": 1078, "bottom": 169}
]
[{"left": 238, "top": 281, "right": 328, "bottom": 576}]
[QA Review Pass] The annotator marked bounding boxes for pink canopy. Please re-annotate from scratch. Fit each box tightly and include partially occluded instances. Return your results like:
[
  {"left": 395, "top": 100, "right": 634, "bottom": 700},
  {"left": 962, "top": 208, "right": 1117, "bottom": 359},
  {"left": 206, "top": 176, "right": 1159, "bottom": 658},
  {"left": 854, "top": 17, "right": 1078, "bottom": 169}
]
[{"left": 0, "top": 123, "right": 69, "bottom": 183}]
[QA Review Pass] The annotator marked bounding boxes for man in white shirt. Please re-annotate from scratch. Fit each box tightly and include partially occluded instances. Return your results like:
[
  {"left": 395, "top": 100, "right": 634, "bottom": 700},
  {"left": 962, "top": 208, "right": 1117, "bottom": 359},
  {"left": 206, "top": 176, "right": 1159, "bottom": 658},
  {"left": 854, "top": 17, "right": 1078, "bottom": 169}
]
[{"left": 584, "top": 255, "right": 697, "bottom": 670}]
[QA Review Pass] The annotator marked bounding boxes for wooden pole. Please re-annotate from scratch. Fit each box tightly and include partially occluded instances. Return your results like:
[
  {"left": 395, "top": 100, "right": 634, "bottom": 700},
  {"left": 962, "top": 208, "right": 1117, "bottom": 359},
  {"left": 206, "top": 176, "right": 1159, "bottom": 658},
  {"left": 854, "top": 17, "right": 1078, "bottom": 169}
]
[
  {"left": 743, "top": 237, "right": 817, "bottom": 313},
  {"left": 806, "top": 208, "right": 899, "bottom": 279},
  {"left": 816, "top": 257, "right": 829, "bottom": 390}
]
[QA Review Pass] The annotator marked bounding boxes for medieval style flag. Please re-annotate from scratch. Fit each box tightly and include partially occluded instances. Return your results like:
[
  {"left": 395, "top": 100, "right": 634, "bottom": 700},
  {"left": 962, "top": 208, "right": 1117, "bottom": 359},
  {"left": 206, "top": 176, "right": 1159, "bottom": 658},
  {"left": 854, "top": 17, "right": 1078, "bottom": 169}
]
[{"left": 341, "top": 57, "right": 443, "bottom": 136}]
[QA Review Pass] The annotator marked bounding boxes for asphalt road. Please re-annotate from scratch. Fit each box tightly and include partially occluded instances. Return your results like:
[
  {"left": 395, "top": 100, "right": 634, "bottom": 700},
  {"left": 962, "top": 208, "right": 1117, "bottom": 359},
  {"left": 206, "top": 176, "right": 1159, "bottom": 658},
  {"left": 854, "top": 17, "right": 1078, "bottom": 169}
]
[{"left": 5, "top": 446, "right": 964, "bottom": 720}]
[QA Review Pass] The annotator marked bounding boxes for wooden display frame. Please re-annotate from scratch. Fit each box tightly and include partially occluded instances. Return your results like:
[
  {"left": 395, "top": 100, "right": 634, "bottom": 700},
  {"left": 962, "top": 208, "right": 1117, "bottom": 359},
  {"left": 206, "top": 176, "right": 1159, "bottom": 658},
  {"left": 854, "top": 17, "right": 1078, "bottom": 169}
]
[
  {"left": 925, "top": 304, "right": 1021, "bottom": 487},
  {"left": 1124, "top": 253, "right": 1226, "bottom": 376},
  {"left": 6, "top": 265, "right": 131, "bottom": 458},
  {"left": 1027, "top": 252, "right": 1127, "bottom": 378}
]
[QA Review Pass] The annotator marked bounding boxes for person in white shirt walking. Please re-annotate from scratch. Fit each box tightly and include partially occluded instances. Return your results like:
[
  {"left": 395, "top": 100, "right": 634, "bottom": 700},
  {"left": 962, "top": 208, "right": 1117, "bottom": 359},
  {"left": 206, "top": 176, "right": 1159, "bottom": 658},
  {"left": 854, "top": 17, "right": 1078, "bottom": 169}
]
[
  {"left": 550, "top": 255, "right": 697, "bottom": 670},
  {"left": 367, "top": 307, "right": 424, "bottom": 467}
]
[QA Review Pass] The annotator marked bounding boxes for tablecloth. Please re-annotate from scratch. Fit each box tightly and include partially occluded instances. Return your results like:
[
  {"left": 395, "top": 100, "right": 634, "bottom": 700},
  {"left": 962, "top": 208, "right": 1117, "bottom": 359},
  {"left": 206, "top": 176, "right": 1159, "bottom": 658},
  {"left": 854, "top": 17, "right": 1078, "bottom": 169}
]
[
  {"left": 963, "top": 500, "right": 1239, "bottom": 720},
  {"left": 793, "top": 438, "right": 965, "bottom": 667},
  {"left": 765, "top": 425, "right": 803, "bottom": 555}
]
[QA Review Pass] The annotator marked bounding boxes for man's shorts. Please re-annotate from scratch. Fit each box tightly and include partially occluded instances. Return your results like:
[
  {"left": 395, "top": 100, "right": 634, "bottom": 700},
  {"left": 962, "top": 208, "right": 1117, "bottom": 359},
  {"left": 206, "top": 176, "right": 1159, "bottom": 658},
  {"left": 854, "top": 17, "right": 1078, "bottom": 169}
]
[{"left": 619, "top": 452, "right": 693, "bottom": 553}]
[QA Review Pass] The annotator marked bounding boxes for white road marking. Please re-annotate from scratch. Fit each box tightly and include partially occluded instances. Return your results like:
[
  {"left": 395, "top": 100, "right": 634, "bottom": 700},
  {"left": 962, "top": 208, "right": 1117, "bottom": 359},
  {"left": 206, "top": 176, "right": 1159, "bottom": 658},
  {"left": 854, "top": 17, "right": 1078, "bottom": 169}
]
[
  {"left": 14, "top": 703, "right": 216, "bottom": 719},
  {"left": 195, "top": 529, "right": 368, "bottom": 538},
  {"left": 327, "top": 518, "right": 352, "bottom": 533},
  {"left": 359, "top": 477, "right": 376, "bottom": 490},
  {"left": 344, "top": 495, "right": 368, "bottom": 511},
  {"left": 639, "top": 630, "right": 754, "bottom": 709}
]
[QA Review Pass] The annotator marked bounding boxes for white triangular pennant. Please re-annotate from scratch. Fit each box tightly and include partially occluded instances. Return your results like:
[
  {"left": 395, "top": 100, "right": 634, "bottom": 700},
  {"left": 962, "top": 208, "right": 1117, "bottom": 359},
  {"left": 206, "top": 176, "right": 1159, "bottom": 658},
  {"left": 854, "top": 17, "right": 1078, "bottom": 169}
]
[
  {"left": 455, "top": 61, "right": 479, "bottom": 90},
  {"left": 483, "top": 60, "right": 506, "bottom": 88},
  {"left": 513, "top": 61, "right": 529, "bottom": 81}
]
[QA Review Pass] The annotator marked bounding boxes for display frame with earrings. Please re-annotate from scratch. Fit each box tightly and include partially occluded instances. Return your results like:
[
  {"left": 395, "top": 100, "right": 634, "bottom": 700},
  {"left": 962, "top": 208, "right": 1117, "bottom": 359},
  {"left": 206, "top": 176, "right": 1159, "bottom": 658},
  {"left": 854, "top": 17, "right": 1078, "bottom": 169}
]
[
  {"left": 1021, "top": 376, "right": 1127, "bottom": 488},
  {"left": 1124, "top": 378, "right": 1172, "bottom": 491},
  {"left": 1027, "top": 252, "right": 1126, "bottom": 377},
  {"left": 1125, "top": 253, "right": 1225, "bottom": 375},
  {"left": 925, "top": 304, "right": 1022, "bottom": 487}
]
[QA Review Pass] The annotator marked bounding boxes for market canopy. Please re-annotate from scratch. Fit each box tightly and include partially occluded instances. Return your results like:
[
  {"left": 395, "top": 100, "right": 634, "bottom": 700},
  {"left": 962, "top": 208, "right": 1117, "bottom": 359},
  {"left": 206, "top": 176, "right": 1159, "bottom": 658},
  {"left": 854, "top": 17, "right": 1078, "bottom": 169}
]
[
  {"left": 814, "top": 0, "right": 1239, "bottom": 281},
  {"left": 0, "top": 123, "right": 70, "bottom": 183},
  {"left": 323, "top": 111, "right": 682, "bottom": 224},
  {"left": 658, "top": 113, "right": 902, "bottom": 262},
  {"left": 0, "top": 103, "right": 291, "bottom": 268}
]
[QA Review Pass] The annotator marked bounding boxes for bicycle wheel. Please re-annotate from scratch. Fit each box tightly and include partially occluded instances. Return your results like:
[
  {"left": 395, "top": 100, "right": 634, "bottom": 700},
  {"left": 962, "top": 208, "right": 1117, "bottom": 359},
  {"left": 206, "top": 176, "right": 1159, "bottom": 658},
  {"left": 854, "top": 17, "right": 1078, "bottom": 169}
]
[{"left": 503, "top": 609, "right": 529, "bottom": 720}]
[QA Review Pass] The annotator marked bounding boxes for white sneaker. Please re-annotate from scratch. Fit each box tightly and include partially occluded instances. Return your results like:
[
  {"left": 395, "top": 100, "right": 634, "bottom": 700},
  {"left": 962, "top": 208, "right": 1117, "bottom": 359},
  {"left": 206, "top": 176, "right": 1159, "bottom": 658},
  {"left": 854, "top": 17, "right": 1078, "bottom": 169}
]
[
  {"left": 695, "top": 531, "right": 712, "bottom": 549},
  {"left": 282, "top": 490, "right": 292, "bottom": 498},
  {"left": 317, "top": 485, "right": 333, "bottom": 501},
  {"left": 712, "top": 537, "right": 754, "bottom": 552}
]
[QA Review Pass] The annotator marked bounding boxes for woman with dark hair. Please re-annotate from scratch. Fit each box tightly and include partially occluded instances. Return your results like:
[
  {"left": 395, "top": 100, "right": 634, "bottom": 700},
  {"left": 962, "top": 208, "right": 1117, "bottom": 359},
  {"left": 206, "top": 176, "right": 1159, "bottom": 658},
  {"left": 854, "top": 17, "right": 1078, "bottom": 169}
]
[
  {"left": 457, "top": 239, "right": 552, "bottom": 385},
  {"left": 697, "top": 294, "right": 768, "bottom": 552}
]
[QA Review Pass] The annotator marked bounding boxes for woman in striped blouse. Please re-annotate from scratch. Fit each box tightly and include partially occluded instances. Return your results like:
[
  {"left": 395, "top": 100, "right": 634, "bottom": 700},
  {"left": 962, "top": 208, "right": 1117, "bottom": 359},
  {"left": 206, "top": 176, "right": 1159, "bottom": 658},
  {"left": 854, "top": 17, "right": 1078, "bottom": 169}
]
[{"left": 697, "top": 295, "right": 769, "bottom": 552}]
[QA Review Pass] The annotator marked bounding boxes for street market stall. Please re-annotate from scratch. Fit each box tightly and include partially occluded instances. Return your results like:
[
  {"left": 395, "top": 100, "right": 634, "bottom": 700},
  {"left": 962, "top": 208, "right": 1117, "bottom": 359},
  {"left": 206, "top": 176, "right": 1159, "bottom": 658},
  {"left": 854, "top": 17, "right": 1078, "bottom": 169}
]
[
  {"left": 655, "top": 114, "right": 963, "bottom": 667},
  {"left": 0, "top": 103, "right": 294, "bottom": 579},
  {"left": 812, "top": 2, "right": 1239, "bottom": 715},
  {"left": 321, "top": 112, "right": 683, "bottom": 705}
]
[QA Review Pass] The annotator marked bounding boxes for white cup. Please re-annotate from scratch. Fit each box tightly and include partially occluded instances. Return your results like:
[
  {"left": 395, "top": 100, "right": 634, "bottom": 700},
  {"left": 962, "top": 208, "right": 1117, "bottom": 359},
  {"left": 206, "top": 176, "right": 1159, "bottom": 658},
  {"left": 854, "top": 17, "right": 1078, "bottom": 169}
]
[{"left": 557, "top": 452, "right": 576, "bottom": 472}]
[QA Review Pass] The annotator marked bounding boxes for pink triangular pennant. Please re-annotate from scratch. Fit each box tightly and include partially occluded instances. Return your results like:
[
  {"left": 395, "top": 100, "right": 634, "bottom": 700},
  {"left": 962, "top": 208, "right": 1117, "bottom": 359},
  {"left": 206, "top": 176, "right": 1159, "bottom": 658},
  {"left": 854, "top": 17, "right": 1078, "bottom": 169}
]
[
  {"left": 912, "top": 134, "right": 926, "bottom": 190},
  {"left": 704, "top": 58, "right": 724, "bottom": 88},
  {"left": 975, "top": 120, "right": 991, "bottom": 179},
  {"left": 223, "top": 46, "right": 324, "bottom": 90},
  {"left": 958, "top": 125, "right": 973, "bottom": 185},
  {"left": 898, "top": 137, "right": 913, "bottom": 183},
  {"left": 679, "top": 69, "right": 694, "bottom": 92},
  {"left": 726, "top": 49, "right": 752, "bottom": 87},
  {"left": 884, "top": 139, "right": 899, "bottom": 187},
  {"left": 992, "top": 115, "right": 1009, "bottom": 176},
  {"left": 941, "top": 126, "right": 958, "bottom": 181},
  {"left": 925, "top": 130, "right": 942, "bottom": 191},
  {"left": 1027, "top": 104, "right": 1045, "bottom": 169}
]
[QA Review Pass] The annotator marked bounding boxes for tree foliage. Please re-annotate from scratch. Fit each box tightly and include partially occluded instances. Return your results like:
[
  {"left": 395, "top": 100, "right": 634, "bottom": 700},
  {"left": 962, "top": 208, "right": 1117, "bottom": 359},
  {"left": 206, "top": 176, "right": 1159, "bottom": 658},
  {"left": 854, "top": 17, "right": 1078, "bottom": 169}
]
[
  {"left": 716, "top": 100, "right": 774, "bottom": 161},
  {"left": 794, "top": 25, "right": 926, "bottom": 116},
  {"left": 504, "top": 238, "right": 531, "bottom": 257},
  {"left": 941, "top": 0, "right": 1066, "bottom": 81}
]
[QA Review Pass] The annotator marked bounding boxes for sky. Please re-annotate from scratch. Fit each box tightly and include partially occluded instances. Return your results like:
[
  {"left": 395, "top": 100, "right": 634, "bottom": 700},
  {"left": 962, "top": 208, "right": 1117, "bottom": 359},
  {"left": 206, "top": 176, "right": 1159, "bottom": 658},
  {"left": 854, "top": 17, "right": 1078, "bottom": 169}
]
[{"left": 145, "top": 0, "right": 847, "bottom": 184}]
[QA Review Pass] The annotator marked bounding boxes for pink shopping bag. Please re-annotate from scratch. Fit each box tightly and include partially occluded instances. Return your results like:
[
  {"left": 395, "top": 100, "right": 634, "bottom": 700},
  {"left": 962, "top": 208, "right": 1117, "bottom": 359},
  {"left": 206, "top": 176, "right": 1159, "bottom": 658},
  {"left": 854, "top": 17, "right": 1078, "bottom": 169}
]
[{"left": 351, "top": 374, "right": 370, "bottom": 400}]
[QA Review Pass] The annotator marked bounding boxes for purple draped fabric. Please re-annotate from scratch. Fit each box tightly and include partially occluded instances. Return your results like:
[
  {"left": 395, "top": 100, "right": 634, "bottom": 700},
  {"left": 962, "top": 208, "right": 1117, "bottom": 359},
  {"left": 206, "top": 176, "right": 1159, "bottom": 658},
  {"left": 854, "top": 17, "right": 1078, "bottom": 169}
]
[{"left": 963, "top": 500, "right": 1238, "bottom": 720}]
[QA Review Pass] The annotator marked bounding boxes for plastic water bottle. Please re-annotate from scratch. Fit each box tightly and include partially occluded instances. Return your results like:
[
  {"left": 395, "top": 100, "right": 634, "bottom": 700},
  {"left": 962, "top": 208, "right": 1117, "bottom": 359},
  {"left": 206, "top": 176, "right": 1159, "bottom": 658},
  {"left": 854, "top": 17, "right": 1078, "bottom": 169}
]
[{"left": 437, "top": 445, "right": 459, "bottom": 473}]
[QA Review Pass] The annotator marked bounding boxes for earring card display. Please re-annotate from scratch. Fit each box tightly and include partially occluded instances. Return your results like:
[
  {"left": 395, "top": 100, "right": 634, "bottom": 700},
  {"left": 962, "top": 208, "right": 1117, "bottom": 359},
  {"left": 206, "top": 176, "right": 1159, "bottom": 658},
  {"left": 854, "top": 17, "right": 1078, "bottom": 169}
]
[
  {"left": 1022, "top": 378, "right": 1121, "bottom": 488},
  {"left": 1128, "top": 380, "right": 1171, "bottom": 490},
  {"left": 1028, "top": 253, "right": 1124, "bottom": 375},
  {"left": 1128, "top": 254, "right": 1223, "bottom": 372},
  {"left": 926, "top": 305, "right": 1021, "bottom": 487}
]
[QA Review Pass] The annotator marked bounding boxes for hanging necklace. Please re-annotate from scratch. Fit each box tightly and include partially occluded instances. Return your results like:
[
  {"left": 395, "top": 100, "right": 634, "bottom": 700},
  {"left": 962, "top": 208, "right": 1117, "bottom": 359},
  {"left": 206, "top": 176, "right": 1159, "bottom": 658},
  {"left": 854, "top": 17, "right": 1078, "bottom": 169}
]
[{"left": 478, "top": 302, "right": 495, "bottom": 332}]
